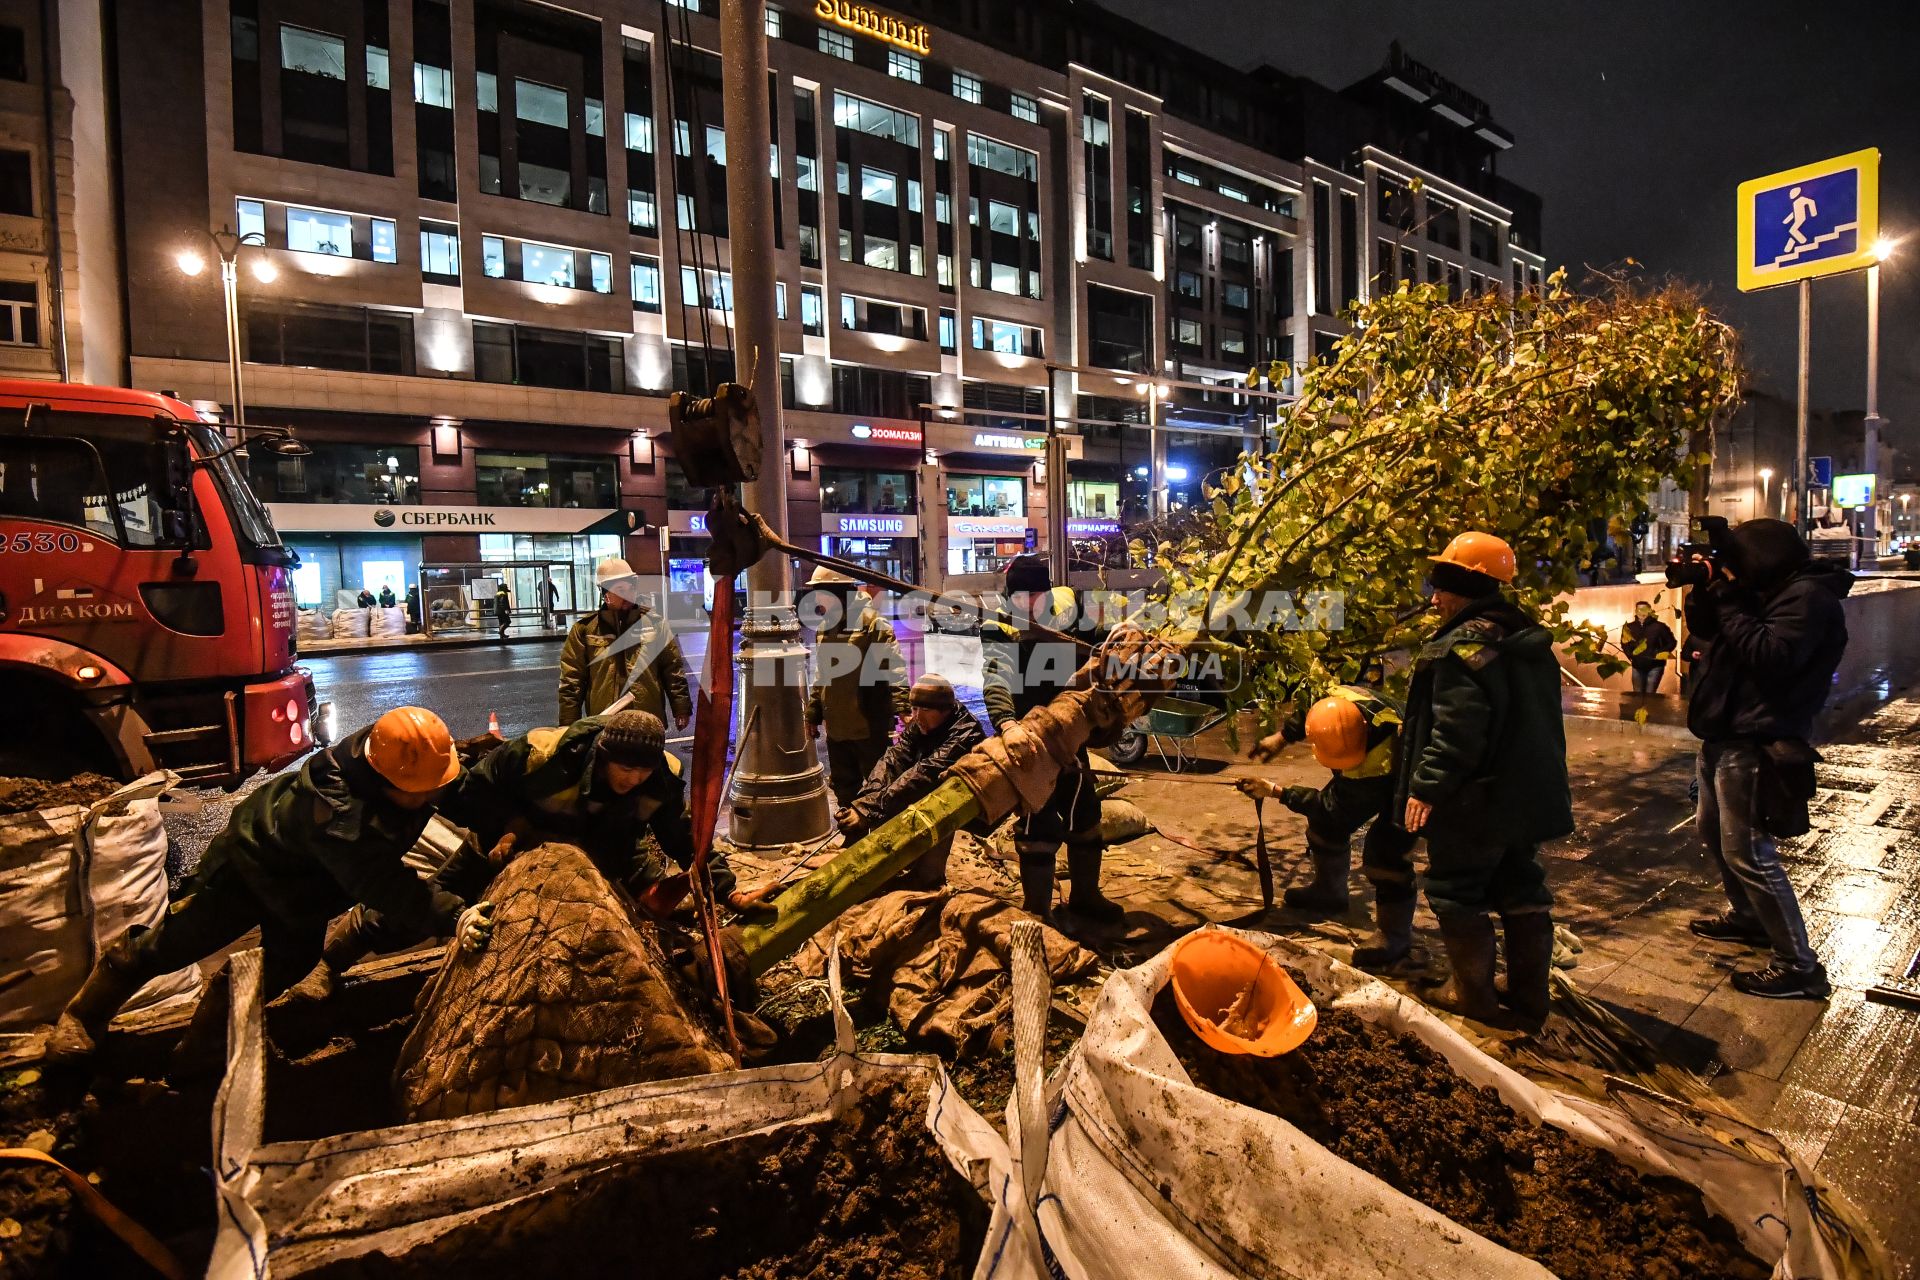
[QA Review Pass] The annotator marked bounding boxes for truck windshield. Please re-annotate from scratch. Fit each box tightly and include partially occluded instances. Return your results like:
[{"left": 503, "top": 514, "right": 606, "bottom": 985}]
[
  {"left": 184, "top": 422, "right": 283, "bottom": 551},
  {"left": 0, "top": 411, "right": 183, "bottom": 545}
]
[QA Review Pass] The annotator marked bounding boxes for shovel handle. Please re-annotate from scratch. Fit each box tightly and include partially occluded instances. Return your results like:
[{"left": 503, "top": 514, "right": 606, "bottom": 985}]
[{"left": 1252, "top": 796, "right": 1274, "bottom": 909}]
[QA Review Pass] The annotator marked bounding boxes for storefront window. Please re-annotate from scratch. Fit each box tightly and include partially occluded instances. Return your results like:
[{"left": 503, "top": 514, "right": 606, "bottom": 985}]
[
  {"left": 1067, "top": 479, "right": 1120, "bottom": 518},
  {"left": 479, "top": 532, "right": 621, "bottom": 613},
  {"left": 945, "top": 473, "right": 1024, "bottom": 517},
  {"left": 248, "top": 441, "right": 421, "bottom": 504},
  {"left": 819, "top": 466, "right": 913, "bottom": 513},
  {"left": 474, "top": 452, "right": 617, "bottom": 508}
]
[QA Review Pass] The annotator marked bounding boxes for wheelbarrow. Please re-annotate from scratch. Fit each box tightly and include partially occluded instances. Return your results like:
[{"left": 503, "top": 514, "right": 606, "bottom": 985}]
[{"left": 1106, "top": 695, "right": 1230, "bottom": 772}]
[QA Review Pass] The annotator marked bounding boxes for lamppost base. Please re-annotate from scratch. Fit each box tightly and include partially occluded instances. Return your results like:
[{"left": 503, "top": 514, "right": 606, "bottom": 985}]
[{"left": 725, "top": 605, "right": 831, "bottom": 849}]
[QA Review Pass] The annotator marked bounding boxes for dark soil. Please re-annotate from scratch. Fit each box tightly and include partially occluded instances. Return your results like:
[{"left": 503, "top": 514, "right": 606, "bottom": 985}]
[
  {"left": 1153, "top": 977, "right": 1770, "bottom": 1280},
  {"left": 947, "top": 1018, "right": 1080, "bottom": 1130},
  {"left": 0, "top": 774, "right": 123, "bottom": 817},
  {"left": 304, "top": 1081, "right": 987, "bottom": 1280}
]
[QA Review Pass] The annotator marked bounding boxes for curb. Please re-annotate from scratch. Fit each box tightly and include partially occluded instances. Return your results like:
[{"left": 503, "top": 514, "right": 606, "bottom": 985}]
[{"left": 298, "top": 633, "right": 567, "bottom": 659}]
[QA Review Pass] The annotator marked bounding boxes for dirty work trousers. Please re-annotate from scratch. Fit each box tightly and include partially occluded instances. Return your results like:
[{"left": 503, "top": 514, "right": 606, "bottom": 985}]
[
  {"left": 825, "top": 736, "right": 888, "bottom": 811},
  {"left": 1421, "top": 835, "right": 1553, "bottom": 919},
  {"left": 1300, "top": 774, "right": 1421, "bottom": 904},
  {"left": 124, "top": 856, "right": 338, "bottom": 1000},
  {"left": 1696, "top": 740, "right": 1819, "bottom": 971}
]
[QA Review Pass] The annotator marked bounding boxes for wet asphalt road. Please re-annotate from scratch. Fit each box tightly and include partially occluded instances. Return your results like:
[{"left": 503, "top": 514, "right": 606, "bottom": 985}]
[{"left": 307, "top": 639, "right": 569, "bottom": 742}]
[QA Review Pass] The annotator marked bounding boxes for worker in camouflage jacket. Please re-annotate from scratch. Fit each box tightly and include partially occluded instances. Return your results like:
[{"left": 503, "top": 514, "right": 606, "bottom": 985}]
[
  {"left": 982, "top": 555, "right": 1122, "bottom": 927},
  {"left": 558, "top": 557, "right": 692, "bottom": 727},
  {"left": 1395, "top": 531, "right": 1573, "bottom": 1029},
  {"left": 1240, "top": 681, "right": 1421, "bottom": 973},
  {"left": 838, "top": 673, "right": 986, "bottom": 887},
  {"left": 46, "top": 707, "right": 480, "bottom": 1064},
  {"left": 805, "top": 566, "right": 910, "bottom": 810}
]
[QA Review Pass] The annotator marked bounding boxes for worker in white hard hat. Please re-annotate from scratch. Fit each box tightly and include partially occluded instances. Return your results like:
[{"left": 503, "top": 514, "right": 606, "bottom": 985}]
[
  {"left": 558, "top": 555, "right": 692, "bottom": 727},
  {"left": 804, "top": 563, "right": 909, "bottom": 810}
]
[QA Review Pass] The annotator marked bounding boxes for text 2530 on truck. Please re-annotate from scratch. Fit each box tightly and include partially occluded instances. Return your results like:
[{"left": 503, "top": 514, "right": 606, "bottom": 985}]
[{"left": 0, "top": 380, "right": 327, "bottom": 784}]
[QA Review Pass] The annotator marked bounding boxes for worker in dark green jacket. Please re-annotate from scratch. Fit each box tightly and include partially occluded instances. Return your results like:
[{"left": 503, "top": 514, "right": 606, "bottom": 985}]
[
  {"left": 1396, "top": 532, "right": 1573, "bottom": 1029},
  {"left": 805, "top": 566, "right": 910, "bottom": 809},
  {"left": 435, "top": 709, "right": 757, "bottom": 912},
  {"left": 46, "top": 707, "right": 478, "bottom": 1063},
  {"left": 983, "top": 555, "right": 1120, "bottom": 926}
]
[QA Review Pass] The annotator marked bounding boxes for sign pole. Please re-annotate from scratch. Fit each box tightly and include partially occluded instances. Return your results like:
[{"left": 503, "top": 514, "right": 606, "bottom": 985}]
[
  {"left": 1863, "top": 260, "right": 1882, "bottom": 551},
  {"left": 1795, "top": 276, "right": 1811, "bottom": 531}
]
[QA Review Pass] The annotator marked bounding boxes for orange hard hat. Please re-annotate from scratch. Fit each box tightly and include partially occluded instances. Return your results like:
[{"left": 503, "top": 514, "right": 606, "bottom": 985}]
[
  {"left": 365, "top": 706, "right": 461, "bottom": 793},
  {"left": 1429, "top": 531, "right": 1517, "bottom": 584},
  {"left": 1168, "top": 930, "right": 1318, "bottom": 1058},
  {"left": 1303, "top": 696, "right": 1369, "bottom": 771}
]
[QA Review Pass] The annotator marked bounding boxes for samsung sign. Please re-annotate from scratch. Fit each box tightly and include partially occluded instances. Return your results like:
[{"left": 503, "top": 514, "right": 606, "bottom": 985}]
[
  {"left": 824, "top": 513, "right": 918, "bottom": 537},
  {"left": 971, "top": 432, "right": 1046, "bottom": 452}
]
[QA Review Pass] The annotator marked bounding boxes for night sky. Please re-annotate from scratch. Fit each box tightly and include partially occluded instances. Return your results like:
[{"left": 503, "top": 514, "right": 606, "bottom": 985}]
[{"left": 1102, "top": 0, "right": 1919, "bottom": 451}]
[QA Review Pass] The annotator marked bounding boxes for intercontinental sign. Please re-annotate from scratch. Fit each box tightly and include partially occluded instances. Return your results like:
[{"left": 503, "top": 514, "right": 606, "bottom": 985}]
[{"left": 814, "top": 0, "right": 931, "bottom": 54}]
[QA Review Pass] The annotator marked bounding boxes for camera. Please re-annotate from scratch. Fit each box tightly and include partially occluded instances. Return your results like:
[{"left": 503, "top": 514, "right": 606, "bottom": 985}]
[{"left": 1664, "top": 515, "right": 1730, "bottom": 589}]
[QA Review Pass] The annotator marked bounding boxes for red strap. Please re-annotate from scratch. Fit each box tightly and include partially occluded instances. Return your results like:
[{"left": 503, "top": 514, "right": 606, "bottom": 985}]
[{"left": 686, "top": 584, "right": 740, "bottom": 1063}]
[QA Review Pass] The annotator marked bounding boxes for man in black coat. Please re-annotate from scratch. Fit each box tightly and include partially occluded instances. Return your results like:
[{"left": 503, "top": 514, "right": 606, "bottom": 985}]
[
  {"left": 838, "top": 674, "right": 986, "bottom": 887},
  {"left": 1684, "top": 518, "right": 1851, "bottom": 1001},
  {"left": 1620, "top": 601, "right": 1677, "bottom": 694}
]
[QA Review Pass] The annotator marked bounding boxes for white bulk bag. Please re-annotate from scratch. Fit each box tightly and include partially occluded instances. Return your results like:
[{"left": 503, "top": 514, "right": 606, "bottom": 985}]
[
  {"left": 295, "top": 609, "right": 332, "bottom": 644},
  {"left": 369, "top": 606, "right": 408, "bottom": 638},
  {"left": 329, "top": 607, "right": 370, "bottom": 639},
  {"left": 1005, "top": 927, "right": 1857, "bottom": 1280},
  {"left": 208, "top": 939, "right": 1037, "bottom": 1279},
  {"left": 0, "top": 773, "right": 199, "bottom": 1028}
]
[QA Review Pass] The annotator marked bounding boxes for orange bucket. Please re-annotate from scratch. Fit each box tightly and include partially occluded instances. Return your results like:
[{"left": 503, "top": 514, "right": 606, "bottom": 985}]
[{"left": 1169, "top": 931, "right": 1318, "bottom": 1057}]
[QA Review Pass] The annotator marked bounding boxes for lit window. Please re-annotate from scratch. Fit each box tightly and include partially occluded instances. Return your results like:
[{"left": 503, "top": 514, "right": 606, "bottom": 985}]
[
  {"left": 366, "top": 46, "right": 390, "bottom": 90},
  {"left": 235, "top": 198, "right": 266, "bottom": 242},
  {"left": 628, "top": 190, "right": 657, "bottom": 231},
  {"left": 1175, "top": 317, "right": 1202, "bottom": 346},
  {"left": 836, "top": 161, "right": 850, "bottom": 195},
  {"left": 989, "top": 262, "right": 1017, "bottom": 294},
  {"left": 476, "top": 71, "right": 498, "bottom": 113},
  {"left": 801, "top": 285, "right": 824, "bottom": 335},
  {"left": 909, "top": 244, "right": 924, "bottom": 276},
  {"left": 286, "top": 205, "right": 352, "bottom": 256},
  {"left": 952, "top": 70, "right": 981, "bottom": 104},
  {"left": 590, "top": 252, "right": 613, "bottom": 294},
  {"left": 673, "top": 120, "right": 691, "bottom": 157},
  {"left": 279, "top": 25, "right": 345, "bottom": 79},
  {"left": 935, "top": 193, "right": 950, "bottom": 224},
  {"left": 819, "top": 28, "right": 852, "bottom": 60},
  {"left": 1010, "top": 93, "right": 1037, "bottom": 123},
  {"left": 796, "top": 155, "right": 818, "bottom": 192},
  {"left": 631, "top": 256, "right": 662, "bottom": 310},
  {"left": 585, "top": 98, "right": 604, "bottom": 137},
  {"left": 1173, "top": 168, "right": 1200, "bottom": 186},
  {"left": 936, "top": 253, "right": 953, "bottom": 287},
  {"left": 421, "top": 226, "right": 460, "bottom": 277},
  {"left": 370, "top": 217, "right": 398, "bottom": 264},
  {"left": 515, "top": 79, "right": 569, "bottom": 129},
  {"left": 888, "top": 50, "right": 921, "bottom": 83},
  {"left": 987, "top": 200, "right": 1018, "bottom": 235},
  {"left": 704, "top": 125, "right": 726, "bottom": 164},
  {"left": 839, "top": 292, "right": 855, "bottom": 329},
  {"left": 412, "top": 62, "right": 452, "bottom": 108},
  {"left": 938, "top": 309, "right": 955, "bottom": 353},
  {"left": 521, "top": 241, "right": 575, "bottom": 288},
  {"left": 625, "top": 112, "right": 653, "bottom": 152},
  {"left": 933, "top": 129, "right": 949, "bottom": 161},
  {"left": 838, "top": 228, "right": 853, "bottom": 261},
  {"left": 966, "top": 132, "right": 1037, "bottom": 181},
  {"left": 482, "top": 235, "right": 506, "bottom": 278},
  {"left": 832, "top": 92, "right": 920, "bottom": 146},
  {"left": 1175, "top": 270, "right": 1201, "bottom": 299},
  {"left": 860, "top": 166, "right": 897, "bottom": 204},
  {"left": 1219, "top": 328, "right": 1246, "bottom": 355},
  {"left": 676, "top": 192, "right": 697, "bottom": 230},
  {"left": 1217, "top": 183, "right": 1247, "bottom": 203},
  {"left": 765, "top": 4, "right": 782, "bottom": 37},
  {"left": 907, "top": 179, "right": 921, "bottom": 213},
  {"left": 864, "top": 237, "right": 899, "bottom": 271},
  {"left": 1025, "top": 270, "right": 1041, "bottom": 299}
]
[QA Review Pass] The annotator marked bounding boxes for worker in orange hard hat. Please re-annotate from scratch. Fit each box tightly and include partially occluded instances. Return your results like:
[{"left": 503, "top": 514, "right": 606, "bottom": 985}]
[
  {"left": 1393, "top": 530, "right": 1571, "bottom": 1030},
  {"left": 1242, "top": 678, "right": 1421, "bottom": 974},
  {"left": 45, "top": 706, "right": 483, "bottom": 1066}
]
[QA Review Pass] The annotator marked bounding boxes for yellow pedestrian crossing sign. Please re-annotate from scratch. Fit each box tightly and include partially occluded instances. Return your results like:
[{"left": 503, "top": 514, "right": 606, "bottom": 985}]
[{"left": 1737, "top": 149, "right": 1879, "bottom": 291}]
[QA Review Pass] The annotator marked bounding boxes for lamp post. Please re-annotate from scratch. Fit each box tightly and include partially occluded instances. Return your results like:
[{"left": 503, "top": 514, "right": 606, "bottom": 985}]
[
  {"left": 1758, "top": 466, "right": 1774, "bottom": 517},
  {"left": 176, "top": 226, "right": 276, "bottom": 434},
  {"left": 1862, "top": 236, "right": 1895, "bottom": 552},
  {"left": 1137, "top": 380, "right": 1171, "bottom": 520}
]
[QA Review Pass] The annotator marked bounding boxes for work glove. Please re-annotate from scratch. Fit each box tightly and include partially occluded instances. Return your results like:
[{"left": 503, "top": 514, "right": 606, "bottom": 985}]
[
  {"left": 1247, "top": 730, "right": 1291, "bottom": 763},
  {"left": 457, "top": 901, "right": 494, "bottom": 953},
  {"left": 486, "top": 832, "right": 519, "bottom": 868},
  {"left": 727, "top": 883, "right": 777, "bottom": 914},
  {"left": 1235, "top": 777, "right": 1281, "bottom": 801},
  {"left": 835, "top": 806, "right": 870, "bottom": 839}
]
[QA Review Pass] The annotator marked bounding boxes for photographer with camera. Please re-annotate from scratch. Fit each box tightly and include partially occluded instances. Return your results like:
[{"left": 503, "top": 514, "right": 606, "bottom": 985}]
[{"left": 1678, "top": 517, "right": 1852, "bottom": 1000}]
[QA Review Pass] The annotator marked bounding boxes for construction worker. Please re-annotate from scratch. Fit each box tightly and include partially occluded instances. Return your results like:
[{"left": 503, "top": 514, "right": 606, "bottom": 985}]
[
  {"left": 1396, "top": 532, "right": 1572, "bottom": 1028},
  {"left": 838, "top": 673, "right": 986, "bottom": 886},
  {"left": 1239, "top": 684, "right": 1422, "bottom": 972},
  {"left": 983, "top": 554, "right": 1121, "bottom": 926},
  {"left": 45, "top": 707, "right": 482, "bottom": 1063},
  {"left": 431, "top": 708, "right": 761, "bottom": 914},
  {"left": 805, "top": 565, "right": 909, "bottom": 810},
  {"left": 558, "top": 557, "right": 693, "bottom": 728}
]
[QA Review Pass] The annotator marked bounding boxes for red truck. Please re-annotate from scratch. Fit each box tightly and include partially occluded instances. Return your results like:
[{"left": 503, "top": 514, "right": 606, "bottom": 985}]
[{"left": 0, "top": 380, "right": 324, "bottom": 785}]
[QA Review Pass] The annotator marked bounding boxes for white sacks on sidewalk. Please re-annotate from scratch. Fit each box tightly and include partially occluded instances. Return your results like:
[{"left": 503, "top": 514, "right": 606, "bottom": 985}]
[
  {"left": 330, "top": 607, "right": 370, "bottom": 639},
  {"left": 295, "top": 608, "right": 332, "bottom": 645},
  {"left": 1003, "top": 927, "right": 1854, "bottom": 1280},
  {"left": 0, "top": 773, "right": 199, "bottom": 1028},
  {"left": 369, "top": 606, "right": 408, "bottom": 638}
]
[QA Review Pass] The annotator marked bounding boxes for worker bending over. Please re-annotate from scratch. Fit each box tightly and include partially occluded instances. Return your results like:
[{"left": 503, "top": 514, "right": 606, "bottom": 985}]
[
  {"left": 837, "top": 673, "right": 986, "bottom": 886},
  {"left": 805, "top": 566, "right": 910, "bottom": 810}
]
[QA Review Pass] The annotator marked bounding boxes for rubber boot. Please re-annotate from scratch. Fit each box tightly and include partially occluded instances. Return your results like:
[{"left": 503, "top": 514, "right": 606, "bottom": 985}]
[
  {"left": 1064, "top": 840, "right": 1125, "bottom": 924},
  {"left": 1016, "top": 845, "right": 1057, "bottom": 922},
  {"left": 1497, "top": 911, "right": 1555, "bottom": 1030},
  {"left": 44, "top": 930, "right": 153, "bottom": 1064},
  {"left": 1282, "top": 848, "right": 1352, "bottom": 915},
  {"left": 1427, "top": 913, "right": 1505, "bottom": 1024},
  {"left": 1352, "top": 891, "right": 1416, "bottom": 973}
]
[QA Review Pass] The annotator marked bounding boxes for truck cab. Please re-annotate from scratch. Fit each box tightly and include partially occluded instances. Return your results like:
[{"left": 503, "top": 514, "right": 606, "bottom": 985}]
[{"left": 0, "top": 380, "right": 323, "bottom": 784}]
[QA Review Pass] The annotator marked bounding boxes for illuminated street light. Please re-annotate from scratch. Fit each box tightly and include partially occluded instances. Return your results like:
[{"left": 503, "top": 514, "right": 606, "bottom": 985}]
[
  {"left": 175, "top": 250, "right": 206, "bottom": 276},
  {"left": 177, "top": 225, "right": 273, "bottom": 433}
]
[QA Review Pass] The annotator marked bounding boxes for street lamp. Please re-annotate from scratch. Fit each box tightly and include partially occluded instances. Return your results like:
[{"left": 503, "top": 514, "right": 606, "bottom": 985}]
[
  {"left": 1862, "top": 235, "right": 1895, "bottom": 550},
  {"left": 1758, "top": 466, "right": 1774, "bottom": 515},
  {"left": 177, "top": 225, "right": 275, "bottom": 436},
  {"left": 1137, "top": 380, "right": 1171, "bottom": 520}
]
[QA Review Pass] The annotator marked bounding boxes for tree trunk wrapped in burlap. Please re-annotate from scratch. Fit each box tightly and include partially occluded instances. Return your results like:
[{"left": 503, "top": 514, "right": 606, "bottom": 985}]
[{"left": 393, "top": 844, "right": 733, "bottom": 1122}]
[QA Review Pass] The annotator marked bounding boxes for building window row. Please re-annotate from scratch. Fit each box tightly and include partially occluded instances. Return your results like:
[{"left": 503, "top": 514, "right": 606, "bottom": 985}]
[
  {"left": 1164, "top": 150, "right": 1294, "bottom": 216},
  {"left": 481, "top": 233, "right": 614, "bottom": 294},
  {"left": 235, "top": 197, "right": 398, "bottom": 264}
]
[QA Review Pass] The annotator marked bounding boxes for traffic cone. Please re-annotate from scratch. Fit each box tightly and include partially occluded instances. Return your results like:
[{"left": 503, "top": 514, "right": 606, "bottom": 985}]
[{"left": 487, "top": 711, "right": 502, "bottom": 738}]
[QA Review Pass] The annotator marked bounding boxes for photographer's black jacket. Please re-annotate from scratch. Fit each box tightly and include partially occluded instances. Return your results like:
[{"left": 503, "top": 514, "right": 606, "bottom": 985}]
[{"left": 1684, "top": 564, "right": 1852, "bottom": 743}]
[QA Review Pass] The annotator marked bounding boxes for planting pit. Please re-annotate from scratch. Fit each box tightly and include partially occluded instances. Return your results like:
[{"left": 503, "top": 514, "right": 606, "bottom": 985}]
[
  {"left": 300, "top": 1081, "right": 986, "bottom": 1280},
  {"left": 1152, "top": 976, "right": 1770, "bottom": 1280}
]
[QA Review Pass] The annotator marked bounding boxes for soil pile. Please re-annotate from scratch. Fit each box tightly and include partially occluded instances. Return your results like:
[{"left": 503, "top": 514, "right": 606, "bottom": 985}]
[
  {"left": 0, "top": 774, "right": 122, "bottom": 817},
  {"left": 304, "top": 1082, "right": 986, "bottom": 1280},
  {"left": 1152, "top": 979, "right": 1769, "bottom": 1280}
]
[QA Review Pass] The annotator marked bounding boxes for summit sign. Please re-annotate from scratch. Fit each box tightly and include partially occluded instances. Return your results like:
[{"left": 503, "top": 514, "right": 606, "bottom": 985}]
[{"left": 814, "top": 0, "right": 930, "bottom": 54}]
